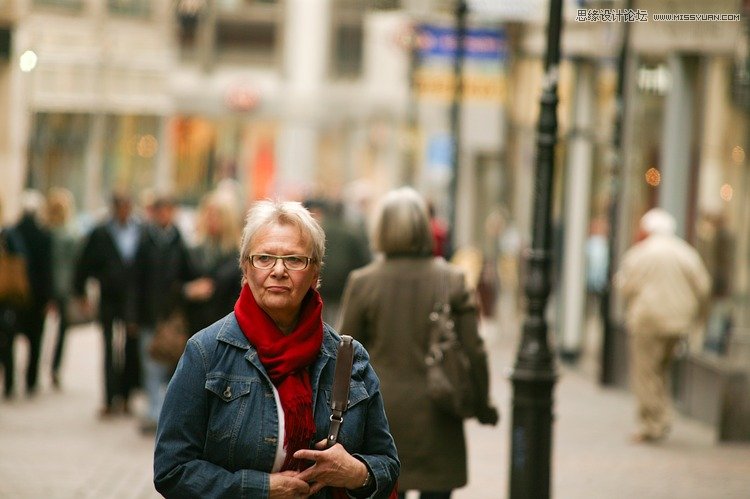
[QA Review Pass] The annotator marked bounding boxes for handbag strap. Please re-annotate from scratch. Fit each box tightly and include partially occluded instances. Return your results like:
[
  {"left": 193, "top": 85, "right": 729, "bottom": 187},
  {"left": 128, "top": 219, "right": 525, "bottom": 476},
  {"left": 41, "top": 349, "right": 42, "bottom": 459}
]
[{"left": 326, "top": 334, "right": 354, "bottom": 449}]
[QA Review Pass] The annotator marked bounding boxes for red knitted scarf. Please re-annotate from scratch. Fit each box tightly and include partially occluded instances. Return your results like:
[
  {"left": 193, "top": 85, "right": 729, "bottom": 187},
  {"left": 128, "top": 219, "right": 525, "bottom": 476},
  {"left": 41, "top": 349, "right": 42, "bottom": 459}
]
[{"left": 234, "top": 284, "right": 323, "bottom": 471}]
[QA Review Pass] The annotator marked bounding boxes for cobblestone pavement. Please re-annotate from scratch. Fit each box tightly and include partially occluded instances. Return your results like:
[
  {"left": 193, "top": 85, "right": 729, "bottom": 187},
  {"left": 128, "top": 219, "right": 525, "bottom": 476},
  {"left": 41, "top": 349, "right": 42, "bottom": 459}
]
[{"left": 1, "top": 320, "right": 749, "bottom": 499}]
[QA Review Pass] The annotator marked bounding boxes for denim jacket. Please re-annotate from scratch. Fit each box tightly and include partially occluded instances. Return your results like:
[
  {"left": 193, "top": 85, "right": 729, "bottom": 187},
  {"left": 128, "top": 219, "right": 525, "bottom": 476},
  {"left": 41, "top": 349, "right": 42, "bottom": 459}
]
[{"left": 154, "top": 313, "right": 400, "bottom": 498}]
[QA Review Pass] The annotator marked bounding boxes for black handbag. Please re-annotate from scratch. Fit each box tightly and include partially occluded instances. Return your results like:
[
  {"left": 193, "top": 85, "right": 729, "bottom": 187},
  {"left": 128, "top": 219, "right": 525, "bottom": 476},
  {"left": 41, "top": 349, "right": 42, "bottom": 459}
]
[{"left": 425, "top": 270, "right": 476, "bottom": 419}]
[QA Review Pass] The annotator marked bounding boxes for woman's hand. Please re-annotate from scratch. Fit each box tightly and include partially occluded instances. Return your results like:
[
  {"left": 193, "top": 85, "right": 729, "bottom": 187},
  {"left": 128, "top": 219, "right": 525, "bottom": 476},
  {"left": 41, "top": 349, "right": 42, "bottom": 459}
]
[
  {"left": 293, "top": 440, "right": 369, "bottom": 495},
  {"left": 269, "top": 470, "right": 310, "bottom": 499}
]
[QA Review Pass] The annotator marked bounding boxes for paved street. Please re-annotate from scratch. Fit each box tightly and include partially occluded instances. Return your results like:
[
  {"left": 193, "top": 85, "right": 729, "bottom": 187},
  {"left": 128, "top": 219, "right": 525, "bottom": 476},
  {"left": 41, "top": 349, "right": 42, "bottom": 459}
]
[{"left": 1, "top": 319, "right": 749, "bottom": 498}]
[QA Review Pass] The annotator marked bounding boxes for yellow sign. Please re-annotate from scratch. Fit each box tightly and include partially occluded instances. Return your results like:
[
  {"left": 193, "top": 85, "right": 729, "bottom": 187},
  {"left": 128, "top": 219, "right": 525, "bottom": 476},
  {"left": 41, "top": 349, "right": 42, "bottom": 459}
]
[{"left": 414, "top": 69, "right": 506, "bottom": 103}]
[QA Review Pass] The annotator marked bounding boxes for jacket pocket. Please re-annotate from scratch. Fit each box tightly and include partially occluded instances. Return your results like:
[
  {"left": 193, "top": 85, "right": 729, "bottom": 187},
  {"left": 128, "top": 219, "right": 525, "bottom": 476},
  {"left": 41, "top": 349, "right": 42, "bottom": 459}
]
[{"left": 205, "top": 376, "right": 257, "bottom": 441}]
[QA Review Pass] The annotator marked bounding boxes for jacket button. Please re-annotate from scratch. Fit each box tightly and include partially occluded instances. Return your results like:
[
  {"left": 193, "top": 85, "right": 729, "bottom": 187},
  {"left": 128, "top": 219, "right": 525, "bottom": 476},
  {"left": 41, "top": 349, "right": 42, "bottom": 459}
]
[{"left": 223, "top": 386, "right": 232, "bottom": 399}]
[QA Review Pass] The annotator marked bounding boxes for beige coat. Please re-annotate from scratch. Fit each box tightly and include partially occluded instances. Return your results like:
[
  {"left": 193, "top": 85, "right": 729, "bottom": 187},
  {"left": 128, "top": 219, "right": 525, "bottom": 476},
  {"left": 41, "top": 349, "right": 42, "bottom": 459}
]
[
  {"left": 616, "top": 234, "right": 711, "bottom": 337},
  {"left": 338, "top": 256, "right": 492, "bottom": 491}
]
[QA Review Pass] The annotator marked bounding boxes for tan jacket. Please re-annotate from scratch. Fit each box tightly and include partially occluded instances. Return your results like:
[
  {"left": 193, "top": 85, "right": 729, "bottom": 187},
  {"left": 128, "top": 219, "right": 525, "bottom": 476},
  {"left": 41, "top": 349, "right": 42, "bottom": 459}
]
[{"left": 616, "top": 234, "right": 711, "bottom": 337}]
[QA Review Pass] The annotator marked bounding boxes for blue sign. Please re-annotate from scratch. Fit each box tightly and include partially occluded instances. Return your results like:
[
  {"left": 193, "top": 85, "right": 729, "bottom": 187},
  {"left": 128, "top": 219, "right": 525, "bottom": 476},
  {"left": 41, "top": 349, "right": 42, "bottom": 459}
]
[{"left": 416, "top": 25, "right": 506, "bottom": 62}]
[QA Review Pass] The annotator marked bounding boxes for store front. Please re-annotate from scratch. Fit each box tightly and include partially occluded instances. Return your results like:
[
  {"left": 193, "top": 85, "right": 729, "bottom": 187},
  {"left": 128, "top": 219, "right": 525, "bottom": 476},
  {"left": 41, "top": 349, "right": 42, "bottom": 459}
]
[{"left": 27, "top": 112, "right": 162, "bottom": 217}]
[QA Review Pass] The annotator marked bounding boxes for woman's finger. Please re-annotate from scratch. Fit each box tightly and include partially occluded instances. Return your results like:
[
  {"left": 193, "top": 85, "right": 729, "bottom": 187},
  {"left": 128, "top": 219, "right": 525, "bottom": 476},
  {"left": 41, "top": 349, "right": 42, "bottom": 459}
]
[
  {"left": 293, "top": 448, "right": 320, "bottom": 462},
  {"left": 313, "top": 438, "right": 328, "bottom": 450}
]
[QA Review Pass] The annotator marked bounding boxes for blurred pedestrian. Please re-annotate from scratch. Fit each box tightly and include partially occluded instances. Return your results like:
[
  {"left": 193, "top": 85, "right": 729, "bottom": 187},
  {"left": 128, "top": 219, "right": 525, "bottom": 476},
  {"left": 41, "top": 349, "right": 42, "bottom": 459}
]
[
  {"left": 427, "top": 200, "right": 451, "bottom": 259},
  {"left": 0, "top": 196, "right": 28, "bottom": 400},
  {"left": 133, "top": 192, "right": 194, "bottom": 433},
  {"left": 585, "top": 216, "right": 609, "bottom": 297},
  {"left": 696, "top": 211, "right": 735, "bottom": 354},
  {"left": 181, "top": 190, "right": 242, "bottom": 336},
  {"left": 304, "top": 197, "right": 371, "bottom": 326},
  {"left": 13, "top": 189, "right": 53, "bottom": 397},
  {"left": 46, "top": 187, "right": 81, "bottom": 389},
  {"left": 154, "top": 199, "right": 399, "bottom": 498},
  {"left": 615, "top": 208, "right": 711, "bottom": 443},
  {"left": 74, "top": 190, "right": 141, "bottom": 417},
  {"left": 339, "top": 187, "right": 498, "bottom": 499}
]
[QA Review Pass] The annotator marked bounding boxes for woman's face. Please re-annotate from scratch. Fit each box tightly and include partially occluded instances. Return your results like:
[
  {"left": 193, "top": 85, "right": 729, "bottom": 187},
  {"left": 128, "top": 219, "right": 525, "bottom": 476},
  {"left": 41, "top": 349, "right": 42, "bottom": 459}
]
[
  {"left": 243, "top": 223, "right": 319, "bottom": 328},
  {"left": 204, "top": 204, "right": 223, "bottom": 238}
]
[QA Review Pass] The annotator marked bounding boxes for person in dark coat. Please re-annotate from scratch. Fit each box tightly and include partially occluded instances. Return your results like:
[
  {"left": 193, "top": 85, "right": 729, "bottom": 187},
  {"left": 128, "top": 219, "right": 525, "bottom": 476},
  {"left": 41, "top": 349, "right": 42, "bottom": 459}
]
[
  {"left": 0, "top": 196, "right": 29, "bottom": 399},
  {"left": 13, "top": 190, "right": 53, "bottom": 397},
  {"left": 182, "top": 190, "right": 242, "bottom": 335},
  {"left": 74, "top": 191, "right": 142, "bottom": 417},
  {"left": 304, "top": 198, "right": 371, "bottom": 327},
  {"left": 133, "top": 193, "right": 195, "bottom": 433},
  {"left": 46, "top": 187, "right": 81, "bottom": 389},
  {"left": 339, "top": 187, "right": 498, "bottom": 499}
]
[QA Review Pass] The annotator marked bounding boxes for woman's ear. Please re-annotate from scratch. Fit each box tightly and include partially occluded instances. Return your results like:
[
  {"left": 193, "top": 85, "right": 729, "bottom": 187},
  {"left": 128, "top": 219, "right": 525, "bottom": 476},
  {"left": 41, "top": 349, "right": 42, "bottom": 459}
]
[{"left": 240, "top": 260, "right": 250, "bottom": 285}]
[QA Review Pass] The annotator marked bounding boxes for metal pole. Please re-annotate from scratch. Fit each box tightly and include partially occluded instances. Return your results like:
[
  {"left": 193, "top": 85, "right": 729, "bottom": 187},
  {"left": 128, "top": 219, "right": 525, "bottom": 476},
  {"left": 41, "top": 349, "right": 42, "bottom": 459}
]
[
  {"left": 508, "top": 0, "right": 563, "bottom": 497},
  {"left": 600, "top": 0, "right": 633, "bottom": 386},
  {"left": 447, "top": 0, "right": 467, "bottom": 255}
]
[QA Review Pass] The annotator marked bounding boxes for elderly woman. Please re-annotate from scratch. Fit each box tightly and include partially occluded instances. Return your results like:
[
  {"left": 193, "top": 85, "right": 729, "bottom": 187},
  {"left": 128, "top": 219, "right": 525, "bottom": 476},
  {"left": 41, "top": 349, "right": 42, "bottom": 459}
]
[
  {"left": 339, "top": 187, "right": 498, "bottom": 499},
  {"left": 154, "top": 200, "right": 399, "bottom": 498}
]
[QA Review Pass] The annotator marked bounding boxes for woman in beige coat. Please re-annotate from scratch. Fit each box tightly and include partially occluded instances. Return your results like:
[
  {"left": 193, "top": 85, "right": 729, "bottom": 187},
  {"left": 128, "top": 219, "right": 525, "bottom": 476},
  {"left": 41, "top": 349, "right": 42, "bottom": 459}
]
[{"left": 338, "top": 187, "right": 498, "bottom": 499}]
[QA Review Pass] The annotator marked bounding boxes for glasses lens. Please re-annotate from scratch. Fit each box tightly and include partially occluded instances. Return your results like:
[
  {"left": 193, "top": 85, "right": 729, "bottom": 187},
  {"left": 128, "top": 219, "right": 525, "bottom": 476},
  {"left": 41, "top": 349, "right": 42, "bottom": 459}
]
[
  {"left": 252, "top": 255, "right": 274, "bottom": 268},
  {"left": 284, "top": 256, "right": 307, "bottom": 270}
]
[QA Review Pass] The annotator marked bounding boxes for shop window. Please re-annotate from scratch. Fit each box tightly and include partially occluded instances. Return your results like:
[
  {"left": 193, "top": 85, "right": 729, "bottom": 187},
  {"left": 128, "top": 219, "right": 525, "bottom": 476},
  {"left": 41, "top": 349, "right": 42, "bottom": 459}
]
[
  {"left": 171, "top": 116, "right": 220, "bottom": 205},
  {"left": 102, "top": 115, "right": 160, "bottom": 197},
  {"left": 328, "top": 0, "right": 397, "bottom": 79},
  {"left": 27, "top": 113, "right": 91, "bottom": 204},
  {"left": 218, "top": 0, "right": 278, "bottom": 6},
  {"left": 215, "top": 18, "right": 277, "bottom": 65},
  {"left": 176, "top": 0, "right": 203, "bottom": 52},
  {"left": 331, "top": 22, "right": 363, "bottom": 79},
  {"left": 32, "top": 0, "right": 84, "bottom": 10},
  {"left": 108, "top": 0, "right": 151, "bottom": 17}
]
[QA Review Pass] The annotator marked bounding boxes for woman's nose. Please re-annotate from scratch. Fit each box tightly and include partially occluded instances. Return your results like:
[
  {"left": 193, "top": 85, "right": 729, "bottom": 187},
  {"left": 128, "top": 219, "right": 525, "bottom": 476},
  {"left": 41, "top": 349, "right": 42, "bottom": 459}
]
[{"left": 270, "top": 258, "right": 287, "bottom": 275}]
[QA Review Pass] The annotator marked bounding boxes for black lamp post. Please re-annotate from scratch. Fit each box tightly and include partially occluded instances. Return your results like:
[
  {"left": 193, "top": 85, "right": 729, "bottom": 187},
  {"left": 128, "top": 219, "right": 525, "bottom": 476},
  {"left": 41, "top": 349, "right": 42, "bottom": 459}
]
[
  {"left": 508, "top": 0, "right": 563, "bottom": 497},
  {"left": 447, "top": 0, "right": 467, "bottom": 255},
  {"left": 599, "top": 0, "right": 633, "bottom": 387}
]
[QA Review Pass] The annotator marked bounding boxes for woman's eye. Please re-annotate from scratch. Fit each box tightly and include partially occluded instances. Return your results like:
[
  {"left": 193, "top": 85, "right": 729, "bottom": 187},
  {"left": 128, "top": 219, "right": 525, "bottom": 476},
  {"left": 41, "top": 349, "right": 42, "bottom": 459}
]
[
  {"left": 257, "top": 255, "right": 272, "bottom": 263},
  {"left": 287, "top": 256, "right": 303, "bottom": 265}
]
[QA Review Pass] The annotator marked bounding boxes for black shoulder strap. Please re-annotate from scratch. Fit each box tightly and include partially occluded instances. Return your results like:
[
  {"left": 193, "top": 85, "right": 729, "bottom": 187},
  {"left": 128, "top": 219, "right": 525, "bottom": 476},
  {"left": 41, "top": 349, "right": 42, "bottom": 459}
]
[{"left": 326, "top": 335, "right": 354, "bottom": 448}]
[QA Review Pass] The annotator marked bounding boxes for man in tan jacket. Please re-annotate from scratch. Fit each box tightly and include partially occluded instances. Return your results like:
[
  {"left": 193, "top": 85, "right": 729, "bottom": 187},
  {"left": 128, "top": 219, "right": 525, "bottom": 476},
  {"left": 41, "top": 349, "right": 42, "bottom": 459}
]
[{"left": 616, "top": 208, "right": 711, "bottom": 443}]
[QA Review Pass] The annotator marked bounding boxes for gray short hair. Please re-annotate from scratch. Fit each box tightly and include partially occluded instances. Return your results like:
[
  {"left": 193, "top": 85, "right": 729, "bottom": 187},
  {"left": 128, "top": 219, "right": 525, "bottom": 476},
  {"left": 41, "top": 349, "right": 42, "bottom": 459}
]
[
  {"left": 239, "top": 199, "right": 326, "bottom": 268},
  {"left": 372, "top": 187, "right": 433, "bottom": 257}
]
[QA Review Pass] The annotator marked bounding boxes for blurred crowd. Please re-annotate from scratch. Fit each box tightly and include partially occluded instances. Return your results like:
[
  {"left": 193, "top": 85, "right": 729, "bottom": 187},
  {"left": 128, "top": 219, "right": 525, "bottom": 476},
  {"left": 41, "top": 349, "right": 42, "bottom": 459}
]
[{"left": 0, "top": 185, "right": 250, "bottom": 433}]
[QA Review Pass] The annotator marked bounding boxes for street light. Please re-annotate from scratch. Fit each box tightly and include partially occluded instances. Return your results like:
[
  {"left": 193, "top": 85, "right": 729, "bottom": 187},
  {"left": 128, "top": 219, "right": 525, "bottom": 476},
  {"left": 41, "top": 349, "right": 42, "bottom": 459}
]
[
  {"left": 600, "top": 0, "right": 633, "bottom": 387},
  {"left": 508, "top": 0, "right": 563, "bottom": 497},
  {"left": 448, "top": 0, "right": 467, "bottom": 254}
]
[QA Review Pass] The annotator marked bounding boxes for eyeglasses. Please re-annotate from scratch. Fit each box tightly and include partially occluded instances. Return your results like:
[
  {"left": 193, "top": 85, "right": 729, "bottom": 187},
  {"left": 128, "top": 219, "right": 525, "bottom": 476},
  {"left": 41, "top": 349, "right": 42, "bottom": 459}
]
[{"left": 249, "top": 254, "right": 313, "bottom": 271}]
